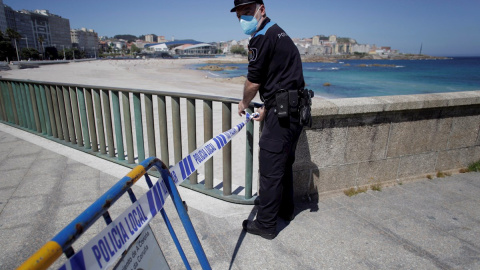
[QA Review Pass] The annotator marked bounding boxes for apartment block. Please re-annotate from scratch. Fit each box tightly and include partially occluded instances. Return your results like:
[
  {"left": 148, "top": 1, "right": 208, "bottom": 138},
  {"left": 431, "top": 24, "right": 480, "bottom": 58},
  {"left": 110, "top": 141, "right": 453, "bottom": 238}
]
[
  {"left": 0, "top": 0, "right": 7, "bottom": 33},
  {"left": 71, "top": 28, "right": 99, "bottom": 56},
  {"left": 2, "top": 5, "right": 71, "bottom": 52}
]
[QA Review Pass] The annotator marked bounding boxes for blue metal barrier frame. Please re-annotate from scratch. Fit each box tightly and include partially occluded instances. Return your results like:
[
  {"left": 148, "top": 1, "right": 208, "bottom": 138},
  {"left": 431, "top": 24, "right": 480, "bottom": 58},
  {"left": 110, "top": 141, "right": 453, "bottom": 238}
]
[{"left": 18, "top": 157, "right": 211, "bottom": 270}]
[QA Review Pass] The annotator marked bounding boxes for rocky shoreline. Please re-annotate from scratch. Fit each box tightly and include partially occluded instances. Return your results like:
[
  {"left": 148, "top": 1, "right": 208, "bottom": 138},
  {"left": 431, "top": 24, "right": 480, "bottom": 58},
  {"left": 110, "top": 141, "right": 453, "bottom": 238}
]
[{"left": 196, "top": 54, "right": 449, "bottom": 67}]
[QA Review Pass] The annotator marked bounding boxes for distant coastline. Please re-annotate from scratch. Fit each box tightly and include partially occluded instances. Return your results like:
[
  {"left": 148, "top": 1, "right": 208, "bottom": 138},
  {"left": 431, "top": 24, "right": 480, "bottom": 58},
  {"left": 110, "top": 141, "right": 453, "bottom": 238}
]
[
  {"left": 301, "top": 54, "right": 450, "bottom": 63},
  {"left": 198, "top": 54, "right": 450, "bottom": 66}
]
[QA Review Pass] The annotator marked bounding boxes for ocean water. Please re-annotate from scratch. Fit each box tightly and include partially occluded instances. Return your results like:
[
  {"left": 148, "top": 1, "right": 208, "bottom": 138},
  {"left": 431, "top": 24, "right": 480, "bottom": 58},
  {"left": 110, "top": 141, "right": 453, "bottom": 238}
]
[{"left": 193, "top": 57, "right": 480, "bottom": 99}]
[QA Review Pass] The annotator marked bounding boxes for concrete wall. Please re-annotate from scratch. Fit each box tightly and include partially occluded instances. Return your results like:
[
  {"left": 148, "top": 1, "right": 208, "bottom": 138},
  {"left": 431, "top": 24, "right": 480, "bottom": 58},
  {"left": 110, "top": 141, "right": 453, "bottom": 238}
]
[{"left": 293, "top": 91, "right": 480, "bottom": 199}]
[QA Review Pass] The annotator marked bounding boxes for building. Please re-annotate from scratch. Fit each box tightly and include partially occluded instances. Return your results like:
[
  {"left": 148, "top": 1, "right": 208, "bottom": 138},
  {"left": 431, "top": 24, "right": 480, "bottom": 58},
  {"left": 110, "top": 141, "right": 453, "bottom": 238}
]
[
  {"left": 145, "top": 34, "right": 154, "bottom": 43},
  {"left": 2, "top": 5, "right": 71, "bottom": 53},
  {"left": 71, "top": 28, "right": 99, "bottom": 57},
  {"left": 174, "top": 43, "right": 216, "bottom": 55},
  {"left": 0, "top": 0, "right": 7, "bottom": 33},
  {"left": 157, "top": 36, "right": 167, "bottom": 43}
]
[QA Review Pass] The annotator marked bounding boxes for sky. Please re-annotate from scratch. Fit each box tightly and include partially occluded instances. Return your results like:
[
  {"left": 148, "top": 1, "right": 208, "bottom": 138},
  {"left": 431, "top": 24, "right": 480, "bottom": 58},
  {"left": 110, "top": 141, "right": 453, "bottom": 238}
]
[{"left": 5, "top": 0, "right": 480, "bottom": 56}]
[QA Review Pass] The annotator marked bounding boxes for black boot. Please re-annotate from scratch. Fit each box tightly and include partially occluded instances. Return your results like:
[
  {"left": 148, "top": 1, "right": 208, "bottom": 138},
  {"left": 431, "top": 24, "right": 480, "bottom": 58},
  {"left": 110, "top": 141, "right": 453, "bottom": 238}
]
[{"left": 242, "top": 220, "right": 276, "bottom": 240}]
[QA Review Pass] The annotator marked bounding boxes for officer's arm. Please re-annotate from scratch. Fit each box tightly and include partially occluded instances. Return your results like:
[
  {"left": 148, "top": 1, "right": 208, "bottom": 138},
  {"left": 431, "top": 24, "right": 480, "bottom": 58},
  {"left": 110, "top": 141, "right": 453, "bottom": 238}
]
[{"left": 238, "top": 79, "right": 260, "bottom": 116}]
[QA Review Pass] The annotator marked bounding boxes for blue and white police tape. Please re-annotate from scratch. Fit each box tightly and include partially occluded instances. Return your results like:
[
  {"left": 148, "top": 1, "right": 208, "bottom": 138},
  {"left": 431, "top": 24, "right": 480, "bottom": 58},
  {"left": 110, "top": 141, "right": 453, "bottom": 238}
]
[
  {"left": 58, "top": 112, "right": 258, "bottom": 270},
  {"left": 170, "top": 111, "right": 259, "bottom": 185}
]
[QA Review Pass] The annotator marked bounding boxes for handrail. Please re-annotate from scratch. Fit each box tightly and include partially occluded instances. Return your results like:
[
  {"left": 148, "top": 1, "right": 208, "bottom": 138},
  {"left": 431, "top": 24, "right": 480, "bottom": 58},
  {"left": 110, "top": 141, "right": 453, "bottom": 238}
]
[
  {"left": 0, "top": 78, "right": 260, "bottom": 204},
  {"left": 1, "top": 77, "right": 254, "bottom": 104}
]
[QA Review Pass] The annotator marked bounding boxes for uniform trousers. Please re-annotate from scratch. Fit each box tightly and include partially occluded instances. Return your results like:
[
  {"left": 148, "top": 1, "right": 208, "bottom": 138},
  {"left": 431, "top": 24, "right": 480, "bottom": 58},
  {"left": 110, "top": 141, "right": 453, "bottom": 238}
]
[{"left": 255, "top": 108, "right": 303, "bottom": 232}]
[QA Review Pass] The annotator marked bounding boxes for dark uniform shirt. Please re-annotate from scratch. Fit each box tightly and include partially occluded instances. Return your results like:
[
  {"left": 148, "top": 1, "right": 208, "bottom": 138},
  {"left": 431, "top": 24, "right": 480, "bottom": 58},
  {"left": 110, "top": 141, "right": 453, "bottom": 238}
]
[{"left": 247, "top": 17, "right": 305, "bottom": 103}]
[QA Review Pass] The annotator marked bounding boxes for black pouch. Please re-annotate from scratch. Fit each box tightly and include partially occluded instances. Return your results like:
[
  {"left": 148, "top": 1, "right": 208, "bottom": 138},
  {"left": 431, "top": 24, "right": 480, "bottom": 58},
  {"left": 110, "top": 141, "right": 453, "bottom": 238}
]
[
  {"left": 275, "top": 91, "right": 289, "bottom": 119},
  {"left": 288, "top": 90, "right": 298, "bottom": 114}
]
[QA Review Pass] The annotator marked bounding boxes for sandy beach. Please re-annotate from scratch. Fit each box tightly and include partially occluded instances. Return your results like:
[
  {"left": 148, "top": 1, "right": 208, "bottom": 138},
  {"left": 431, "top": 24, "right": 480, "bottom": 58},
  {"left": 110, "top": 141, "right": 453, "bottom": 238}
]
[
  {"left": 0, "top": 57, "right": 262, "bottom": 193},
  {"left": 1, "top": 57, "right": 253, "bottom": 99}
]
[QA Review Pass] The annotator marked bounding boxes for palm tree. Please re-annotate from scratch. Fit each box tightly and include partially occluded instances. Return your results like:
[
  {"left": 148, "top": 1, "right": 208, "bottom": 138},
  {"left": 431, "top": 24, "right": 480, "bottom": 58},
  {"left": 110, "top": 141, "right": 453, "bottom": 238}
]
[
  {"left": 6, "top": 28, "right": 21, "bottom": 60},
  {"left": 38, "top": 36, "right": 45, "bottom": 59}
]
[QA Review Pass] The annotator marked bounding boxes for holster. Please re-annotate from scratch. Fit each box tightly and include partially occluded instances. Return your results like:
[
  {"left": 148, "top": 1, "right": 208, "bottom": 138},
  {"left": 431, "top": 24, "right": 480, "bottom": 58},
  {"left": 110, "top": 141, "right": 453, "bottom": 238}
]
[
  {"left": 265, "top": 88, "right": 313, "bottom": 127},
  {"left": 298, "top": 89, "right": 314, "bottom": 127}
]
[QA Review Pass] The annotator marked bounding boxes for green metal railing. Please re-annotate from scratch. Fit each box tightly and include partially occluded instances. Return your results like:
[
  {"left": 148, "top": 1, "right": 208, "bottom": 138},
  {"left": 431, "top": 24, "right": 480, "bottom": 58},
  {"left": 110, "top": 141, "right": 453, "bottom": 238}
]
[{"left": 0, "top": 78, "right": 260, "bottom": 204}]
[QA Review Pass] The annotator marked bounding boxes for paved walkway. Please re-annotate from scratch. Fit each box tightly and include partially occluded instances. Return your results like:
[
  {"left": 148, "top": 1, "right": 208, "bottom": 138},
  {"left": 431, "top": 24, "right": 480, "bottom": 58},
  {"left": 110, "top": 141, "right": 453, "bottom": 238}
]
[{"left": 0, "top": 123, "right": 479, "bottom": 270}]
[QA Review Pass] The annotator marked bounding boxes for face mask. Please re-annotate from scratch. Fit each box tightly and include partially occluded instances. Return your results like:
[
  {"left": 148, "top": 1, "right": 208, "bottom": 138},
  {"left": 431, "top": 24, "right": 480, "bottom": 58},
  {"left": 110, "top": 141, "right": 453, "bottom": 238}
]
[{"left": 240, "top": 6, "right": 261, "bottom": 35}]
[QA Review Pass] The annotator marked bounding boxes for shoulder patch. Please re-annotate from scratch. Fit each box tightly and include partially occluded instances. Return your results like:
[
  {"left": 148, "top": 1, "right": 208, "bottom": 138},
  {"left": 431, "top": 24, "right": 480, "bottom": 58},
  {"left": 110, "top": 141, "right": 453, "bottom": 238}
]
[{"left": 248, "top": 48, "right": 258, "bottom": 62}]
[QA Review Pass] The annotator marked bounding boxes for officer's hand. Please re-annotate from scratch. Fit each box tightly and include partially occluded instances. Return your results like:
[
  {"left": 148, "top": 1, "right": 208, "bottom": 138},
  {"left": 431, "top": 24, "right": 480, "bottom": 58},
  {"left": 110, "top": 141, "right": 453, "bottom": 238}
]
[
  {"left": 254, "top": 106, "right": 266, "bottom": 122},
  {"left": 238, "top": 102, "right": 247, "bottom": 116}
]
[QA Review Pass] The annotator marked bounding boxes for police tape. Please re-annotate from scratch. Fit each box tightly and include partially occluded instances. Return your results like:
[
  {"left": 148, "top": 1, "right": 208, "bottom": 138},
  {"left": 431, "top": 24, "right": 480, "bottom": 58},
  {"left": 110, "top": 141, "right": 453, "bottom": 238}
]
[
  {"left": 59, "top": 112, "right": 259, "bottom": 270},
  {"left": 170, "top": 112, "right": 259, "bottom": 185}
]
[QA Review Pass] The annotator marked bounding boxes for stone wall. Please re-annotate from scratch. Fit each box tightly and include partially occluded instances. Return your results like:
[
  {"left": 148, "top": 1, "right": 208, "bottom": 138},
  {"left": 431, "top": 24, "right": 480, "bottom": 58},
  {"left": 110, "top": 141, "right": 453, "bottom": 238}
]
[{"left": 293, "top": 91, "right": 480, "bottom": 199}]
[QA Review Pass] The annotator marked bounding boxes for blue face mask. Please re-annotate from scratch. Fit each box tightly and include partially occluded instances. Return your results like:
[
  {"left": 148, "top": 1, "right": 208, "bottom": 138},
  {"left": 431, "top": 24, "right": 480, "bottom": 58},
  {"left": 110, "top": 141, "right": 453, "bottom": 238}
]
[{"left": 240, "top": 7, "right": 261, "bottom": 35}]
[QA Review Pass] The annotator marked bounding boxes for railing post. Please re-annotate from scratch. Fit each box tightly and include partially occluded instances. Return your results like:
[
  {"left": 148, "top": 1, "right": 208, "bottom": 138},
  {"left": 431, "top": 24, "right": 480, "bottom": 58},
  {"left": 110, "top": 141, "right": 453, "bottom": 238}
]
[
  {"left": 70, "top": 87, "right": 83, "bottom": 147},
  {"left": 3, "top": 82, "right": 14, "bottom": 123},
  {"left": 133, "top": 92, "right": 145, "bottom": 162},
  {"left": 144, "top": 94, "right": 156, "bottom": 158},
  {"left": 30, "top": 84, "right": 42, "bottom": 133},
  {"left": 8, "top": 82, "right": 21, "bottom": 126},
  {"left": 0, "top": 83, "right": 6, "bottom": 121},
  {"left": 7, "top": 82, "right": 19, "bottom": 125},
  {"left": 85, "top": 88, "right": 98, "bottom": 152},
  {"left": 222, "top": 102, "right": 232, "bottom": 196},
  {"left": 63, "top": 86, "right": 76, "bottom": 143},
  {"left": 39, "top": 85, "right": 52, "bottom": 136},
  {"left": 172, "top": 97, "right": 182, "bottom": 164},
  {"left": 158, "top": 95, "right": 169, "bottom": 166},
  {"left": 44, "top": 85, "right": 57, "bottom": 137},
  {"left": 102, "top": 90, "right": 115, "bottom": 158},
  {"left": 51, "top": 86, "right": 64, "bottom": 140},
  {"left": 23, "top": 84, "right": 33, "bottom": 130},
  {"left": 204, "top": 100, "right": 213, "bottom": 190},
  {"left": 10, "top": 82, "right": 24, "bottom": 127},
  {"left": 93, "top": 89, "right": 107, "bottom": 154},
  {"left": 24, "top": 83, "right": 35, "bottom": 130},
  {"left": 187, "top": 98, "right": 197, "bottom": 184},
  {"left": 34, "top": 85, "right": 47, "bottom": 134},
  {"left": 77, "top": 87, "right": 90, "bottom": 148},
  {"left": 121, "top": 91, "right": 134, "bottom": 163},
  {"left": 112, "top": 91, "right": 124, "bottom": 160},
  {"left": 245, "top": 107, "right": 254, "bottom": 199}
]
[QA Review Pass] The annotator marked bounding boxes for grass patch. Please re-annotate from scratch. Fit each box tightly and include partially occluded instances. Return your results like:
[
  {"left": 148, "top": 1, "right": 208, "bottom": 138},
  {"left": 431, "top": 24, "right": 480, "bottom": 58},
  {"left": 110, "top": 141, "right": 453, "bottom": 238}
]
[
  {"left": 427, "top": 175, "right": 433, "bottom": 180},
  {"left": 468, "top": 160, "right": 480, "bottom": 172},
  {"left": 344, "top": 187, "right": 368, "bottom": 197},
  {"left": 459, "top": 168, "right": 468, "bottom": 173},
  {"left": 370, "top": 183, "right": 382, "bottom": 191},
  {"left": 436, "top": 171, "right": 446, "bottom": 178}
]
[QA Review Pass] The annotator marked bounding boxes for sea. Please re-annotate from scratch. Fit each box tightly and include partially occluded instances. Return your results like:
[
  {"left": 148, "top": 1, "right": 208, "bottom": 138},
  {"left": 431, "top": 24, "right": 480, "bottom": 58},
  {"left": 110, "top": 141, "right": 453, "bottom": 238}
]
[{"left": 192, "top": 57, "right": 480, "bottom": 99}]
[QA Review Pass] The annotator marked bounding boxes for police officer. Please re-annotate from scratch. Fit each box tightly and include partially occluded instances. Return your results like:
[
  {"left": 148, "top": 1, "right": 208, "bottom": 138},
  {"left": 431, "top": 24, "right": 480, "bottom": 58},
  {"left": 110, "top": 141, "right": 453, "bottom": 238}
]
[{"left": 231, "top": 0, "right": 305, "bottom": 239}]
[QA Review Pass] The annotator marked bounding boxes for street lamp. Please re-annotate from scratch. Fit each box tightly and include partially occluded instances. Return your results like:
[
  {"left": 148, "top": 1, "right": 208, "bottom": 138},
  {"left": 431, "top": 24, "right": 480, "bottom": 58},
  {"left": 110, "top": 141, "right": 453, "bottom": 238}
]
[
  {"left": 13, "top": 39, "right": 19, "bottom": 61},
  {"left": 41, "top": 41, "right": 46, "bottom": 59},
  {"left": 61, "top": 45, "right": 65, "bottom": 60}
]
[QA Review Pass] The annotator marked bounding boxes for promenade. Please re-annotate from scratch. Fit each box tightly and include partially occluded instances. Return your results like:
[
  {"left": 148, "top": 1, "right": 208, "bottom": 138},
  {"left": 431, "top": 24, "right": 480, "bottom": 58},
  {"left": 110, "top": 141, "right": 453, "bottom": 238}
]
[{"left": 0, "top": 122, "right": 479, "bottom": 269}]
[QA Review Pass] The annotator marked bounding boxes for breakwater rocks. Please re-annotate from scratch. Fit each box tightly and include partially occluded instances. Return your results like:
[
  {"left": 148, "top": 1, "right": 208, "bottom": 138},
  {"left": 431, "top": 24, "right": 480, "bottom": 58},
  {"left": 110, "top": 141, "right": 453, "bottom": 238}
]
[{"left": 197, "top": 65, "right": 238, "bottom": 71}]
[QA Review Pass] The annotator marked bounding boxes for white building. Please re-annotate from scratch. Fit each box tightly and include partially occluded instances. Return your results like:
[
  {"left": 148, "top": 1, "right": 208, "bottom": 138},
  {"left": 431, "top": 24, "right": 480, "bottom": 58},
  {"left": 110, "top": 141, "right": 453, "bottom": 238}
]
[
  {"left": 145, "top": 34, "right": 154, "bottom": 42},
  {"left": 71, "top": 28, "right": 99, "bottom": 56},
  {"left": 148, "top": 43, "right": 168, "bottom": 52}
]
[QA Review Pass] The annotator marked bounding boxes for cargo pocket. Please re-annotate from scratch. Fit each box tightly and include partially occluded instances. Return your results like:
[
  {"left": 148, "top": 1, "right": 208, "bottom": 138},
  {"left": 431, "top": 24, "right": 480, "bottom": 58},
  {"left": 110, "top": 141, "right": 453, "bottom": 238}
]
[
  {"left": 259, "top": 137, "right": 284, "bottom": 153},
  {"left": 259, "top": 137, "right": 288, "bottom": 178}
]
